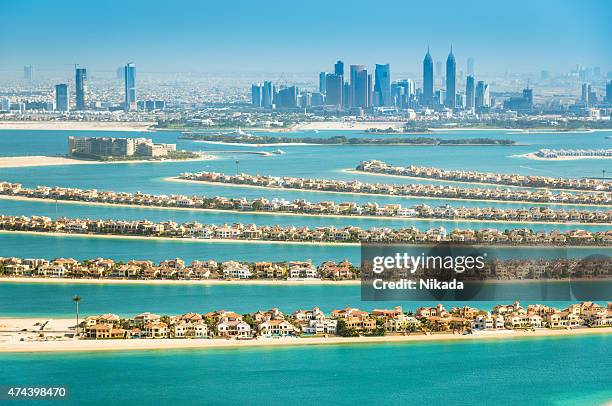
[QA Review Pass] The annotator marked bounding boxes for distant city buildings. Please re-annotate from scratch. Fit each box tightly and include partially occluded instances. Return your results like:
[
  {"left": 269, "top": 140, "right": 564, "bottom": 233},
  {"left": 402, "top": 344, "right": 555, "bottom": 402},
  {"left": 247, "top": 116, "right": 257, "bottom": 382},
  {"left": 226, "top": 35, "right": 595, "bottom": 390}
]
[
  {"left": 75, "top": 67, "right": 87, "bottom": 110},
  {"left": 445, "top": 48, "right": 456, "bottom": 108},
  {"left": 466, "top": 75, "right": 475, "bottom": 111},
  {"left": 373, "top": 64, "right": 391, "bottom": 107},
  {"left": 422, "top": 48, "right": 434, "bottom": 107},
  {"left": 124, "top": 63, "right": 136, "bottom": 111},
  {"left": 55, "top": 84, "right": 69, "bottom": 112},
  {"left": 467, "top": 57, "right": 475, "bottom": 76},
  {"left": 23, "top": 65, "right": 34, "bottom": 81}
]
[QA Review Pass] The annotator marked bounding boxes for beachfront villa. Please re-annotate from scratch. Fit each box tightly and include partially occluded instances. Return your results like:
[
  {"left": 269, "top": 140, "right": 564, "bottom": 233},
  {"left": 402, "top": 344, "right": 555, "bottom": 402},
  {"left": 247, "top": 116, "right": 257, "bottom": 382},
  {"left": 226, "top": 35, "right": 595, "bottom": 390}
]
[
  {"left": 4, "top": 181, "right": 610, "bottom": 225},
  {"left": 71, "top": 301, "right": 611, "bottom": 343}
]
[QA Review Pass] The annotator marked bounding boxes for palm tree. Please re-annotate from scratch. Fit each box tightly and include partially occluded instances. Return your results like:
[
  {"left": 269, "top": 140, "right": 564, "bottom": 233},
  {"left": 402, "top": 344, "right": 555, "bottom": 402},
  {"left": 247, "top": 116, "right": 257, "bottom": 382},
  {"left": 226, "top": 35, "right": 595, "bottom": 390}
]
[{"left": 72, "top": 295, "right": 81, "bottom": 337}]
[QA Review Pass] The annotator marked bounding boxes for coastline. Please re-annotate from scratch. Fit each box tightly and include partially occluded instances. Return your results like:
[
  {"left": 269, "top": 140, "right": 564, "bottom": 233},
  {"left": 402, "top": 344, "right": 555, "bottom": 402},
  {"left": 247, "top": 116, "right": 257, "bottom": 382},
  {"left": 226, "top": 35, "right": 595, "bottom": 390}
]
[
  {"left": 0, "top": 230, "right": 607, "bottom": 249},
  {"left": 0, "top": 154, "right": 214, "bottom": 169},
  {"left": 2, "top": 195, "right": 609, "bottom": 227},
  {"left": 292, "top": 121, "right": 405, "bottom": 131},
  {"left": 519, "top": 152, "right": 612, "bottom": 161},
  {"left": 0, "top": 324, "right": 609, "bottom": 353},
  {"left": 166, "top": 177, "right": 612, "bottom": 208},
  {"left": 0, "top": 121, "right": 156, "bottom": 132},
  {"left": 342, "top": 169, "right": 610, "bottom": 194}
]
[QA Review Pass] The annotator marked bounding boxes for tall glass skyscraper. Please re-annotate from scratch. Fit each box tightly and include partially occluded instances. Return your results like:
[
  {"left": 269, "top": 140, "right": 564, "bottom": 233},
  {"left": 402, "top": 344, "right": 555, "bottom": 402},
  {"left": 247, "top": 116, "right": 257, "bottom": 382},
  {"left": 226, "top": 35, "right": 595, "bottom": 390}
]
[
  {"left": 445, "top": 47, "right": 456, "bottom": 108},
  {"left": 55, "top": 84, "right": 69, "bottom": 112},
  {"left": 325, "top": 74, "right": 343, "bottom": 108},
  {"left": 422, "top": 48, "right": 434, "bottom": 107},
  {"left": 334, "top": 60, "right": 344, "bottom": 77},
  {"left": 466, "top": 75, "right": 475, "bottom": 111},
  {"left": 75, "top": 67, "right": 87, "bottom": 110},
  {"left": 374, "top": 64, "right": 391, "bottom": 107},
  {"left": 349, "top": 65, "right": 369, "bottom": 108},
  {"left": 124, "top": 63, "right": 136, "bottom": 111}
]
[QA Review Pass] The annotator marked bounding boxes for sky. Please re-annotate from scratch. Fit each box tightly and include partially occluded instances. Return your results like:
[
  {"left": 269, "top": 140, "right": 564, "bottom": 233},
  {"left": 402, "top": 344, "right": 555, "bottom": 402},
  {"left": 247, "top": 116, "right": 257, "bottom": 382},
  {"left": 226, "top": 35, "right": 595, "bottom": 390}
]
[{"left": 1, "top": 0, "right": 611, "bottom": 75}]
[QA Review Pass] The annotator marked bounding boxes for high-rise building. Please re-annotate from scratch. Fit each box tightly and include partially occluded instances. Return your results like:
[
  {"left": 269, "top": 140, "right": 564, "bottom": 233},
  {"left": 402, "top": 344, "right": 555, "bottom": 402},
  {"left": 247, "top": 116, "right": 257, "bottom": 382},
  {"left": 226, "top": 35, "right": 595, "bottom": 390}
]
[
  {"left": 262, "top": 81, "right": 274, "bottom": 108},
  {"left": 75, "top": 67, "right": 87, "bottom": 110},
  {"left": 606, "top": 81, "right": 612, "bottom": 103},
  {"left": 475, "top": 81, "right": 490, "bottom": 110},
  {"left": 251, "top": 83, "right": 263, "bottom": 107},
  {"left": 1, "top": 98, "right": 10, "bottom": 112},
  {"left": 124, "top": 63, "right": 136, "bottom": 111},
  {"left": 276, "top": 86, "right": 298, "bottom": 109},
  {"left": 23, "top": 65, "right": 34, "bottom": 81},
  {"left": 374, "top": 64, "right": 391, "bottom": 107},
  {"left": 319, "top": 72, "right": 327, "bottom": 94},
  {"left": 466, "top": 75, "right": 475, "bottom": 111},
  {"left": 55, "top": 84, "right": 69, "bottom": 112},
  {"left": 523, "top": 88, "right": 533, "bottom": 109},
  {"left": 581, "top": 82, "right": 590, "bottom": 106},
  {"left": 350, "top": 65, "right": 369, "bottom": 109},
  {"left": 422, "top": 48, "right": 434, "bottom": 107},
  {"left": 334, "top": 60, "right": 344, "bottom": 77},
  {"left": 445, "top": 47, "right": 456, "bottom": 108},
  {"left": 325, "top": 74, "right": 343, "bottom": 108},
  {"left": 467, "top": 57, "right": 475, "bottom": 76}
]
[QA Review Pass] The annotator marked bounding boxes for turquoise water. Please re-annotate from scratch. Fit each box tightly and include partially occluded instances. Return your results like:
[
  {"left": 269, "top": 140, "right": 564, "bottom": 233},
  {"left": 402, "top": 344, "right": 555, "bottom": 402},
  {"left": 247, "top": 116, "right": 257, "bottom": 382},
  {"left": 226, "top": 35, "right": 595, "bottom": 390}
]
[
  {"left": 1, "top": 334, "right": 610, "bottom": 405},
  {"left": 0, "top": 281, "right": 593, "bottom": 317},
  {"left": 1, "top": 129, "right": 611, "bottom": 405}
]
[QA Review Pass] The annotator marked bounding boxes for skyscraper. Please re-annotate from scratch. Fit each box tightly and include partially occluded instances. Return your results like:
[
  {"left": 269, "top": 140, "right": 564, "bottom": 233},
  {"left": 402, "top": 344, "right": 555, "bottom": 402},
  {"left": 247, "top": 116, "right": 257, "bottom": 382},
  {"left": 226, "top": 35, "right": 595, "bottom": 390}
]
[
  {"left": 349, "top": 65, "right": 369, "bottom": 109},
  {"left": 374, "top": 64, "right": 391, "bottom": 107},
  {"left": 475, "top": 81, "right": 490, "bottom": 110},
  {"left": 319, "top": 72, "right": 327, "bottom": 94},
  {"left": 445, "top": 47, "right": 456, "bottom": 108},
  {"left": 325, "top": 74, "right": 343, "bottom": 108},
  {"left": 124, "top": 63, "right": 136, "bottom": 111},
  {"left": 55, "top": 84, "right": 69, "bottom": 112},
  {"left": 251, "top": 83, "right": 263, "bottom": 107},
  {"left": 467, "top": 57, "right": 475, "bottom": 76},
  {"left": 75, "top": 67, "right": 87, "bottom": 110},
  {"left": 23, "top": 65, "right": 34, "bottom": 81},
  {"left": 606, "top": 81, "right": 612, "bottom": 103},
  {"left": 334, "top": 60, "right": 344, "bottom": 77},
  {"left": 262, "top": 81, "right": 274, "bottom": 108},
  {"left": 422, "top": 48, "right": 434, "bottom": 107},
  {"left": 466, "top": 75, "right": 475, "bottom": 111},
  {"left": 581, "top": 82, "right": 590, "bottom": 106}
]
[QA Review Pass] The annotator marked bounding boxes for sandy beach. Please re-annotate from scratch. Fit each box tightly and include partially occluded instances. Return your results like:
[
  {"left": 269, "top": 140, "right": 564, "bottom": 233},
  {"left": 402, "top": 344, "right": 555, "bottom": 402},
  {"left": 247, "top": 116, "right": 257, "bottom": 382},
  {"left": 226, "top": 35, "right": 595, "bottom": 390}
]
[
  {"left": 0, "top": 154, "right": 214, "bottom": 168},
  {"left": 0, "top": 276, "right": 359, "bottom": 286},
  {"left": 1, "top": 194, "right": 609, "bottom": 227},
  {"left": 0, "top": 121, "right": 156, "bottom": 132},
  {"left": 519, "top": 153, "right": 612, "bottom": 161},
  {"left": 342, "top": 169, "right": 610, "bottom": 194},
  {"left": 166, "top": 177, "right": 612, "bottom": 208},
  {"left": 0, "top": 318, "right": 609, "bottom": 353},
  {"left": 293, "top": 121, "right": 406, "bottom": 131}
]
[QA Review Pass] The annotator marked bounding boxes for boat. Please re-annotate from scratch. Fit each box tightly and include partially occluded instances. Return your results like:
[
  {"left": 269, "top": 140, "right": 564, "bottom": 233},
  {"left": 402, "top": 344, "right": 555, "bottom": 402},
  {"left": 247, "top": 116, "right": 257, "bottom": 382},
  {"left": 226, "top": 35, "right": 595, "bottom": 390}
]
[{"left": 272, "top": 149, "right": 285, "bottom": 155}]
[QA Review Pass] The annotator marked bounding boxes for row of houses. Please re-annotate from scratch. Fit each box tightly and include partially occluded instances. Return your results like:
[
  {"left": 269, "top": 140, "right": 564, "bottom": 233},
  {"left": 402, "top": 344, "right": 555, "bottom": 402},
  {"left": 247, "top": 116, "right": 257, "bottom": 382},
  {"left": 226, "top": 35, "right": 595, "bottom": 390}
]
[
  {"left": 1, "top": 214, "right": 611, "bottom": 246},
  {"left": 179, "top": 171, "right": 611, "bottom": 206},
  {"left": 356, "top": 159, "right": 611, "bottom": 192},
  {"left": 82, "top": 301, "right": 612, "bottom": 340},
  {"left": 0, "top": 257, "right": 356, "bottom": 280},
  {"left": 1, "top": 181, "right": 609, "bottom": 224},
  {"left": 1, "top": 256, "right": 610, "bottom": 280}
]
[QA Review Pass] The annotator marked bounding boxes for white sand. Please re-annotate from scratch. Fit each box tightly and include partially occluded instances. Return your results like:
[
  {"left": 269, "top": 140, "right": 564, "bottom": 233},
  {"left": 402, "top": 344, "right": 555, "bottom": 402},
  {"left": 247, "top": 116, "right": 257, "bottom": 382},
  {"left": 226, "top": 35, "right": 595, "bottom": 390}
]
[
  {"left": 0, "top": 121, "right": 155, "bottom": 132},
  {"left": 0, "top": 155, "right": 214, "bottom": 168}
]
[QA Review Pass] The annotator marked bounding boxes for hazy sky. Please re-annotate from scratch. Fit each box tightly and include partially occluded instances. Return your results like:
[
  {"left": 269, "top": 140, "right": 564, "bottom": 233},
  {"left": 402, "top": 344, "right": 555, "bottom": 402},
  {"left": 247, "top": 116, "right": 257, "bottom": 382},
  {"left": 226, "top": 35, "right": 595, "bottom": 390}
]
[{"left": 1, "top": 0, "right": 610, "bottom": 75}]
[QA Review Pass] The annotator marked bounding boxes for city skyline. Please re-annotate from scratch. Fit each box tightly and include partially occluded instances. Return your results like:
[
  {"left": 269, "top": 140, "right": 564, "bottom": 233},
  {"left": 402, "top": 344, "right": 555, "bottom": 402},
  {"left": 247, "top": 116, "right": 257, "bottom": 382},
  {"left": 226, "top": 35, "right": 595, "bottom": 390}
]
[{"left": 1, "top": 0, "right": 611, "bottom": 74}]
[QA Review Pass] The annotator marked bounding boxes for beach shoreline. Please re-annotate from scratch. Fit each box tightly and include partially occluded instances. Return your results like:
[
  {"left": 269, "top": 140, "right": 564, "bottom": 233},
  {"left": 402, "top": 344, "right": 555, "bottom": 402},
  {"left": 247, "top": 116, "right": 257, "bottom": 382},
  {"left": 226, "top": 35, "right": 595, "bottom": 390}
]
[
  {"left": 519, "top": 152, "right": 612, "bottom": 161},
  {"left": 342, "top": 169, "right": 610, "bottom": 194},
  {"left": 0, "top": 121, "right": 156, "bottom": 132},
  {"left": 0, "top": 154, "right": 214, "bottom": 169},
  {"left": 166, "top": 177, "right": 612, "bottom": 208},
  {"left": 2, "top": 194, "right": 608, "bottom": 227},
  {"left": 0, "top": 322, "right": 609, "bottom": 353}
]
